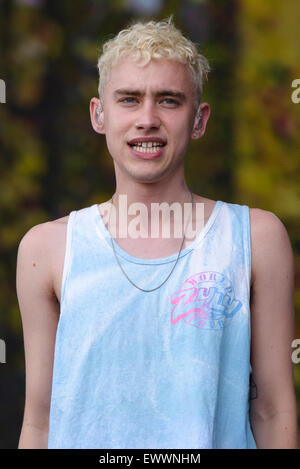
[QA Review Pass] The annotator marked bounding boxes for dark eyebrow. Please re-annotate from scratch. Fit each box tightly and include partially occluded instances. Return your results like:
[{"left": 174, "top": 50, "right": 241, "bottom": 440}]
[
  {"left": 156, "top": 90, "right": 186, "bottom": 101},
  {"left": 113, "top": 89, "right": 186, "bottom": 101}
]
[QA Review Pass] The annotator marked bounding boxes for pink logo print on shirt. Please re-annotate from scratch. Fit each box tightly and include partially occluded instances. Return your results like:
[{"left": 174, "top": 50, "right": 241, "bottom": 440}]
[{"left": 170, "top": 271, "right": 242, "bottom": 330}]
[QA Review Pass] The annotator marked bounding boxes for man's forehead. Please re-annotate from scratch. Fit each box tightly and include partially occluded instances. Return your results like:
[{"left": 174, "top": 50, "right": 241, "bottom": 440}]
[{"left": 107, "top": 58, "right": 193, "bottom": 96}]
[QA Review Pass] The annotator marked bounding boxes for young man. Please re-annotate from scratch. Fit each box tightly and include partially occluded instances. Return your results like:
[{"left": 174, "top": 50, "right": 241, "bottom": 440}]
[{"left": 17, "top": 18, "right": 298, "bottom": 449}]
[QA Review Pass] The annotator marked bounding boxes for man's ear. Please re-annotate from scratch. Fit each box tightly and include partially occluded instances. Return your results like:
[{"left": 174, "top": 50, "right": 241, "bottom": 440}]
[
  {"left": 191, "top": 102, "right": 210, "bottom": 140},
  {"left": 90, "top": 97, "right": 105, "bottom": 134}
]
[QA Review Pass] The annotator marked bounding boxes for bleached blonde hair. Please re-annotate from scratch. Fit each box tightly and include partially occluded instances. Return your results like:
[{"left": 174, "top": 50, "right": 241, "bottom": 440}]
[{"left": 97, "top": 16, "right": 210, "bottom": 111}]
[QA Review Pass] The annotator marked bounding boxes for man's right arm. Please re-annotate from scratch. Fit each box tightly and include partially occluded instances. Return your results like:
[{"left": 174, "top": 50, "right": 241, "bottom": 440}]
[{"left": 16, "top": 223, "right": 60, "bottom": 449}]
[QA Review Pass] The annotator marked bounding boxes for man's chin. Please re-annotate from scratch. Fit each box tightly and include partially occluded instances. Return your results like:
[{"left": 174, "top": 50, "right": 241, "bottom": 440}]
[
  {"left": 123, "top": 168, "right": 168, "bottom": 185},
  {"left": 114, "top": 157, "right": 173, "bottom": 185},
  {"left": 130, "top": 172, "right": 166, "bottom": 184}
]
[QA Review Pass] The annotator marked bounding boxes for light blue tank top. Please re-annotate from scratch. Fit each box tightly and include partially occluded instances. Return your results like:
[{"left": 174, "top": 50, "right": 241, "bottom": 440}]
[{"left": 48, "top": 200, "right": 257, "bottom": 449}]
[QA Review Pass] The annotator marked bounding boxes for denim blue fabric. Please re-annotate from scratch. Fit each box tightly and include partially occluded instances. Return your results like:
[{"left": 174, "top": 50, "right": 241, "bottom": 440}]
[{"left": 48, "top": 200, "right": 257, "bottom": 449}]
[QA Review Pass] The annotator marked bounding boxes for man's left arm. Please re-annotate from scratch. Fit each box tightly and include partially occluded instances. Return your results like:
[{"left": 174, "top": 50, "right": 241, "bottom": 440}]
[{"left": 249, "top": 208, "right": 299, "bottom": 449}]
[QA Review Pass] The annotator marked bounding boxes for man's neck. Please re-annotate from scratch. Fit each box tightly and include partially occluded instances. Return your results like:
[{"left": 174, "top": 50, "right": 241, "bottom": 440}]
[{"left": 113, "top": 180, "right": 191, "bottom": 208}]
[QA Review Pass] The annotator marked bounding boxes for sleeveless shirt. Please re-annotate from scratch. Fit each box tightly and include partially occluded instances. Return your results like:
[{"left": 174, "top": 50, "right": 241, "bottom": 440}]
[{"left": 48, "top": 200, "right": 257, "bottom": 449}]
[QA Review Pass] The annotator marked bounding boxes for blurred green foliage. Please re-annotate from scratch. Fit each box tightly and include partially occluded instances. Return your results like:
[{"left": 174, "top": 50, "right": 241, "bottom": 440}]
[{"left": 0, "top": 0, "right": 299, "bottom": 448}]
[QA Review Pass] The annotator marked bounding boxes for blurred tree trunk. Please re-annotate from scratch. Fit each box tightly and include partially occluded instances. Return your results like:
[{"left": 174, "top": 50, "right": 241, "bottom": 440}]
[
  {"left": 208, "top": 0, "right": 239, "bottom": 202},
  {"left": 181, "top": 0, "right": 239, "bottom": 203}
]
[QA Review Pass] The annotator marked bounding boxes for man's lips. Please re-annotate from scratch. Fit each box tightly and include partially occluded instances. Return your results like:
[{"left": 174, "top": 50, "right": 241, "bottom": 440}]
[
  {"left": 127, "top": 136, "right": 167, "bottom": 145},
  {"left": 127, "top": 136, "right": 167, "bottom": 158},
  {"left": 128, "top": 142, "right": 166, "bottom": 159}
]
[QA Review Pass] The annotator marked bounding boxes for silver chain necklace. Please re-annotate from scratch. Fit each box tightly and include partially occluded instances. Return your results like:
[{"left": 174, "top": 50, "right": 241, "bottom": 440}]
[{"left": 107, "top": 191, "right": 194, "bottom": 292}]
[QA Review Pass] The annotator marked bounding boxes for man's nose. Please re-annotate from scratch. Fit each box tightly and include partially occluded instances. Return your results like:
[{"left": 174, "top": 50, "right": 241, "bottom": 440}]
[{"left": 135, "top": 102, "right": 161, "bottom": 130}]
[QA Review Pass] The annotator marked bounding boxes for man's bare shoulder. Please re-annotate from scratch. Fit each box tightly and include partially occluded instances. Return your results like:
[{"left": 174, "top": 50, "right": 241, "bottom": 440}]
[
  {"left": 249, "top": 207, "right": 293, "bottom": 286},
  {"left": 249, "top": 207, "right": 290, "bottom": 241},
  {"left": 18, "top": 214, "right": 70, "bottom": 303},
  {"left": 19, "top": 214, "right": 69, "bottom": 249}
]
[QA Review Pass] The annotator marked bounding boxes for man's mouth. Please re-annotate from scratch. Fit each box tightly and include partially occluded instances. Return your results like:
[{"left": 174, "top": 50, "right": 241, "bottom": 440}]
[
  {"left": 128, "top": 141, "right": 166, "bottom": 154},
  {"left": 128, "top": 135, "right": 167, "bottom": 157}
]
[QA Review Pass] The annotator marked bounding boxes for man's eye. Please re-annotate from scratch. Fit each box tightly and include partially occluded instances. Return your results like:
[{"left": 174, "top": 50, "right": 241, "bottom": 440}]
[
  {"left": 118, "top": 97, "right": 179, "bottom": 106},
  {"left": 120, "top": 97, "right": 137, "bottom": 104},
  {"left": 162, "top": 98, "right": 179, "bottom": 106}
]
